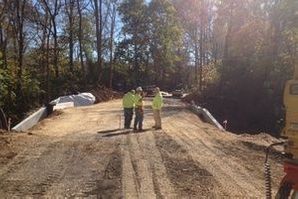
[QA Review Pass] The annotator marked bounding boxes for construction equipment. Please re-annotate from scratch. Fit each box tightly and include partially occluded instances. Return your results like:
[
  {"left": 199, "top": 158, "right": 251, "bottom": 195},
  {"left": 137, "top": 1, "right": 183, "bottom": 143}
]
[
  {"left": 266, "top": 64, "right": 298, "bottom": 199},
  {"left": 276, "top": 69, "right": 298, "bottom": 198}
]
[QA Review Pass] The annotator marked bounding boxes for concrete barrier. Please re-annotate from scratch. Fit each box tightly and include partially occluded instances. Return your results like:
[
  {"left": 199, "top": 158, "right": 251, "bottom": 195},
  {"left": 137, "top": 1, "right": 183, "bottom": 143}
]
[
  {"left": 12, "top": 107, "right": 48, "bottom": 132},
  {"left": 53, "top": 102, "right": 74, "bottom": 110},
  {"left": 190, "top": 102, "right": 225, "bottom": 131}
]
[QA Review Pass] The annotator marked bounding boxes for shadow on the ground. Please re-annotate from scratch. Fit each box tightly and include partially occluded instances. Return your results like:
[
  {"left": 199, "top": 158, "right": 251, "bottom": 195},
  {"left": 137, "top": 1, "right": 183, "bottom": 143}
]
[
  {"left": 102, "top": 128, "right": 152, "bottom": 138},
  {"left": 102, "top": 130, "right": 130, "bottom": 137},
  {"left": 97, "top": 129, "right": 121, "bottom": 134}
]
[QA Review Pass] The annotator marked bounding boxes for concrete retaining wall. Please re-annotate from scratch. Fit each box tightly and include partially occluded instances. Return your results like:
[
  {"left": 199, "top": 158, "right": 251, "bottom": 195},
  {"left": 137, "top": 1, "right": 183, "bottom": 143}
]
[
  {"left": 12, "top": 107, "right": 48, "bottom": 132},
  {"left": 190, "top": 102, "right": 225, "bottom": 131}
]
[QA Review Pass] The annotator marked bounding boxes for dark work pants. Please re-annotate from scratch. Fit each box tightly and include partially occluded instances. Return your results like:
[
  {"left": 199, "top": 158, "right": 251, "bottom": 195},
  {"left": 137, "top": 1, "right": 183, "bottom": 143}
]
[
  {"left": 124, "top": 108, "right": 133, "bottom": 128},
  {"left": 134, "top": 108, "right": 143, "bottom": 130}
]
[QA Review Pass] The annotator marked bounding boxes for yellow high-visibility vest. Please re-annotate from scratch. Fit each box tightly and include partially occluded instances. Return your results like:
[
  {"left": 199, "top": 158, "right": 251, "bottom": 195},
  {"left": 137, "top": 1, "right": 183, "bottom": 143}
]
[
  {"left": 135, "top": 94, "right": 143, "bottom": 107},
  {"left": 152, "top": 92, "right": 163, "bottom": 110},
  {"left": 122, "top": 92, "right": 135, "bottom": 108}
]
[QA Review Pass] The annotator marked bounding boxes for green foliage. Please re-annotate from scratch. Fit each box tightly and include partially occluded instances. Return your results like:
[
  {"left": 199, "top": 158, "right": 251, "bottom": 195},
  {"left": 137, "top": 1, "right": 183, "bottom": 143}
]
[
  {"left": 117, "top": 0, "right": 184, "bottom": 88},
  {"left": 118, "top": 0, "right": 150, "bottom": 86},
  {"left": 22, "top": 70, "right": 41, "bottom": 99},
  {"left": 148, "top": 0, "right": 183, "bottom": 85},
  {"left": 0, "top": 66, "right": 41, "bottom": 120},
  {"left": 0, "top": 68, "right": 15, "bottom": 107},
  {"left": 193, "top": 0, "right": 297, "bottom": 134}
]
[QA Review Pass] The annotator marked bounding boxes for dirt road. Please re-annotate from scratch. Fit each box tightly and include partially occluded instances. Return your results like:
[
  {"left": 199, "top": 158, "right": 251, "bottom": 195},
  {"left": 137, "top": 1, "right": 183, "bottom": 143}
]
[{"left": 0, "top": 99, "right": 284, "bottom": 198}]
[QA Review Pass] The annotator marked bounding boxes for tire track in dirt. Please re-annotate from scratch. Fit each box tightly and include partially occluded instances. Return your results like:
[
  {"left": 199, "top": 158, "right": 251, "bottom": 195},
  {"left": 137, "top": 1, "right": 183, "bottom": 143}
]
[
  {"left": 43, "top": 135, "right": 122, "bottom": 198},
  {"left": 164, "top": 126, "right": 245, "bottom": 197},
  {"left": 0, "top": 140, "right": 70, "bottom": 197},
  {"left": 121, "top": 134, "right": 139, "bottom": 198},
  {"left": 0, "top": 132, "right": 123, "bottom": 198},
  {"left": 155, "top": 131, "right": 228, "bottom": 198},
  {"left": 121, "top": 132, "right": 156, "bottom": 198},
  {"left": 137, "top": 131, "right": 176, "bottom": 198},
  {"left": 175, "top": 111, "right": 283, "bottom": 193},
  {"left": 78, "top": 146, "right": 122, "bottom": 198},
  {"left": 213, "top": 139, "right": 284, "bottom": 196},
  {"left": 0, "top": 137, "right": 50, "bottom": 179},
  {"left": 174, "top": 115, "right": 265, "bottom": 195},
  {"left": 165, "top": 112, "right": 263, "bottom": 197},
  {"left": 121, "top": 130, "right": 177, "bottom": 198}
]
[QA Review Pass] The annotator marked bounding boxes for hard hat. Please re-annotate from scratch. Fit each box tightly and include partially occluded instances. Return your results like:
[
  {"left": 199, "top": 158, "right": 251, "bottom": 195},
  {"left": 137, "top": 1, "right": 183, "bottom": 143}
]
[{"left": 136, "top": 87, "right": 143, "bottom": 92}]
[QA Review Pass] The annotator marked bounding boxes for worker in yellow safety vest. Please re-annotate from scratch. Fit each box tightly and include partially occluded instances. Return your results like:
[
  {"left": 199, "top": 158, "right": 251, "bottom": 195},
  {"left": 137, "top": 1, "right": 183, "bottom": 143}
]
[
  {"left": 133, "top": 87, "right": 144, "bottom": 132},
  {"left": 152, "top": 87, "right": 163, "bottom": 130},
  {"left": 122, "top": 89, "right": 135, "bottom": 129}
]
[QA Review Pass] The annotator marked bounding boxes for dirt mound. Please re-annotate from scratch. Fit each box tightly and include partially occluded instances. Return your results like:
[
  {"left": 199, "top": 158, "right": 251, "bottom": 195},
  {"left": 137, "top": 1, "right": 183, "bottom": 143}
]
[
  {"left": 0, "top": 130, "right": 8, "bottom": 134},
  {"left": 237, "top": 132, "right": 283, "bottom": 146},
  {"left": 0, "top": 133, "right": 16, "bottom": 164},
  {"left": 90, "top": 87, "right": 122, "bottom": 103},
  {"left": 47, "top": 110, "right": 63, "bottom": 118},
  {"left": 0, "top": 131, "right": 36, "bottom": 166}
]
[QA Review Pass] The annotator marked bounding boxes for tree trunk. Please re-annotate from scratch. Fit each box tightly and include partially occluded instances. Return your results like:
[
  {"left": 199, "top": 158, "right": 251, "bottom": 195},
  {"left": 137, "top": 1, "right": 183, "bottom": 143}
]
[
  {"left": 0, "top": 23, "right": 7, "bottom": 69},
  {"left": 39, "top": 8, "right": 49, "bottom": 103},
  {"left": 108, "top": 3, "right": 116, "bottom": 88},
  {"left": 16, "top": 0, "right": 26, "bottom": 98},
  {"left": 53, "top": 16, "right": 59, "bottom": 77},
  {"left": 94, "top": 0, "right": 102, "bottom": 82},
  {"left": 66, "top": 0, "right": 74, "bottom": 73},
  {"left": 99, "top": 0, "right": 102, "bottom": 80},
  {"left": 0, "top": 0, "right": 8, "bottom": 69},
  {"left": 194, "top": 41, "right": 199, "bottom": 84},
  {"left": 77, "top": 0, "right": 85, "bottom": 86},
  {"left": 134, "top": 41, "right": 138, "bottom": 86},
  {"left": 199, "top": 28, "right": 203, "bottom": 91},
  {"left": 46, "top": 20, "right": 51, "bottom": 102},
  {"left": 41, "top": 0, "right": 59, "bottom": 78}
]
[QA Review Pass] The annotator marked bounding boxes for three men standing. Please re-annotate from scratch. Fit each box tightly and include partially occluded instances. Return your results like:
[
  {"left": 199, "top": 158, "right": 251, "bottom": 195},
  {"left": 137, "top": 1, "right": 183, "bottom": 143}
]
[{"left": 122, "top": 86, "right": 163, "bottom": 131}]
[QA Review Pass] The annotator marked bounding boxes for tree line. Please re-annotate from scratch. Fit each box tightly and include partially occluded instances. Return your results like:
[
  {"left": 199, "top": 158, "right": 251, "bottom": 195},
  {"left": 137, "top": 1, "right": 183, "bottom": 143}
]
[{"left": 0, "top": 0, "right": 297, "bottom": 133}]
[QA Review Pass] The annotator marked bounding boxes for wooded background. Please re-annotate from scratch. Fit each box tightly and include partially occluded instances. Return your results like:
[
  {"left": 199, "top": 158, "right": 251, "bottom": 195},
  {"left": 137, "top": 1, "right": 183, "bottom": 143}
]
[{"left": 0, "top": 0, "right": 297, "bottom": 134}]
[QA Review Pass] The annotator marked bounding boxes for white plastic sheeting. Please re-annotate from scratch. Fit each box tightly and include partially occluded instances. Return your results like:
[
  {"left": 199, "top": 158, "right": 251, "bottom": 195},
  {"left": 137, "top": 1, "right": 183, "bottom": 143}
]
[{"left": 52, "top": 93, "right": 96, "bottom": 108}]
